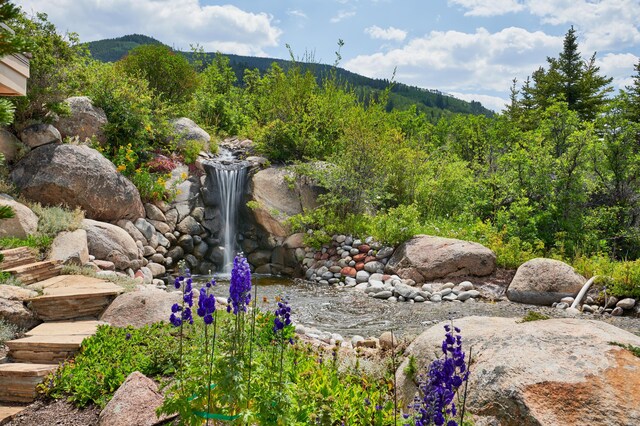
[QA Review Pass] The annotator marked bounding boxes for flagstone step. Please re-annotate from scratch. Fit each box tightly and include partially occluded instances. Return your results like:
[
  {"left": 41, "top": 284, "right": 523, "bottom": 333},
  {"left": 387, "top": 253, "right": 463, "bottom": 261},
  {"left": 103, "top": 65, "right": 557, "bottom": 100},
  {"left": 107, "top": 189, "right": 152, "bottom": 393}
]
[
  {"left": 0, "top": 247, "right": 37, "bottom": 270},
  {"left": 0, "top": 403, "right": 26, "bottom": 424},
  {"left": 7, "top": 334, "right": 86, "bottom": 364},
  {"left": 0, "top": 363, "right": 57, "bottom": 403},
  {"left": 26, "top": 275, "right": 124, "bottom": 321},
  {"left": 25, "top": 320, "right": 106, "bottom": 337},
  {"left": 3, "top": 260, "right": 62, "bottom": 285}
]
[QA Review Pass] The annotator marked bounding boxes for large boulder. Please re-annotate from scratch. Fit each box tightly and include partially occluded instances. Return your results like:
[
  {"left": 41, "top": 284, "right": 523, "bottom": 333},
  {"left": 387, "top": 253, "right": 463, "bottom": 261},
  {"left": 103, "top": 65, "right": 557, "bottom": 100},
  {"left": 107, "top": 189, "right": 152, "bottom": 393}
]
[
  {"left": 83, "top": 219, "right": 142, "bottom": 270},
  {"left": 55, "top": 96, "right": 108, "bottom": 144},
  {"left": 10, "top": 144, "right": 144, "bottom": 221},
  {"left": 100, "top": 287, "right": 180, "bottom": 328},
  {"left": 49, "top": 229, "right": 90, "bottom": 266},
  {"left": 0, "top": 195, "right": 38, "bottom": 239},
  {"left": 248, "top": 167, "right": 320, "bottom": 238},
  {"left": 506, "top": 258, "right": 586, "bottom": 306},
  {"left": 385, "top": 235, "right": 495, "bottom": 283},
  {"left": 19, "top": 123, "right": 61, "bottom": 148},
  {"left": 169, "top": 117, "right": 210, "bottom": 150},
  {"left": 397, "top": 316, "right": 640, "bottom": 426},
  {"left": 98, "top": 371, "right": 171, "bottom": 426}
]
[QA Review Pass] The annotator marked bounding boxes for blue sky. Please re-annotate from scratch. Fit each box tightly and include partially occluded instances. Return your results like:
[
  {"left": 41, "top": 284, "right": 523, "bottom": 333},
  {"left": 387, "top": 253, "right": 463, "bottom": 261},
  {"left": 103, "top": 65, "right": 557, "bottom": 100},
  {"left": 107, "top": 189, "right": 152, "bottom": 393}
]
[{"left": 19, "top": 0, "right": 640, "bottom": 111}]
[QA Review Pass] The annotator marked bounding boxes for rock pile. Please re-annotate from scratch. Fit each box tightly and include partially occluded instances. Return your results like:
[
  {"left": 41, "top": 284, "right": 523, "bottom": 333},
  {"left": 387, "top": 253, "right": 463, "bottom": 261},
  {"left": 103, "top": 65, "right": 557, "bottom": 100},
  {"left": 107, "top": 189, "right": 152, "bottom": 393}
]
[{"left": 301, "top": 234, "right": 483, "bottom": 303}]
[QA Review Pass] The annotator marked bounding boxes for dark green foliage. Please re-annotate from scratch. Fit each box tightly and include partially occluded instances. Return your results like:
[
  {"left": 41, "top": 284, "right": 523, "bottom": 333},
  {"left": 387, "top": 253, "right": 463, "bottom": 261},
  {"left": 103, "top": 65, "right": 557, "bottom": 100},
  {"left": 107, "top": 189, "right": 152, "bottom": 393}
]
[
  {"left": 85, "top": 33, "right": 162, "bottom": 62},
  {"left": 118, "top": 44, "right": 197, "bottom": 104}
]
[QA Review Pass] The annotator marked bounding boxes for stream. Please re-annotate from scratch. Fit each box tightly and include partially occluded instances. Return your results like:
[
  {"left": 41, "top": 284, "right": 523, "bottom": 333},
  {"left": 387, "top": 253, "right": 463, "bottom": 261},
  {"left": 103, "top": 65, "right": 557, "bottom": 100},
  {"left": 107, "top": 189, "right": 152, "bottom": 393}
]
[{"left": 186, "top": 275, "right": 640, "bottom": 339}]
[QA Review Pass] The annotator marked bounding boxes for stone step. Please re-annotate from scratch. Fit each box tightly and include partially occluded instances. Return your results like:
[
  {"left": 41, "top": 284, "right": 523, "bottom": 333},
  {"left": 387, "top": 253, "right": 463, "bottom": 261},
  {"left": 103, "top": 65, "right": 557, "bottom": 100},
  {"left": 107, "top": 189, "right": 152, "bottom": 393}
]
[
  {"left": 0, "top": 247, "right": 36, "bottom": 270},
  {"left": 3, "top": 260, "right": 62, "bottom": 285},
  {"left": 0, "top": 363, "right": 57, "bottom": 403},
  {"left": 25, "top": 320, "right": 106, "bottom": 337},
  {"left": 0, "top": 403, "right": 26, "bottom": 424},
  {"left": 26, "top": 275, "right": 124, "bottom": 321},
  {"left": 7, "top": 334, "right": 86, "bottom": 364}
]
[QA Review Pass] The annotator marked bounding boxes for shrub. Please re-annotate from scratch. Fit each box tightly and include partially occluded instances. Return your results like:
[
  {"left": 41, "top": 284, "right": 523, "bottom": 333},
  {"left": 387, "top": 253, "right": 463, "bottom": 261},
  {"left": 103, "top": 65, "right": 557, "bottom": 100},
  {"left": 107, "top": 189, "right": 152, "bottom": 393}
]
[
  {"left": 370, "top": 204, "right": 420, "bottom": 246},
  {"left": 29, "top": 204, "right": 84, "bottom": 238},
  {"left": 179, "top": 139, "right": 205, "bottom": 165},
  {"left": 118, "top": 44, "right": 197, "bottom": 104}
]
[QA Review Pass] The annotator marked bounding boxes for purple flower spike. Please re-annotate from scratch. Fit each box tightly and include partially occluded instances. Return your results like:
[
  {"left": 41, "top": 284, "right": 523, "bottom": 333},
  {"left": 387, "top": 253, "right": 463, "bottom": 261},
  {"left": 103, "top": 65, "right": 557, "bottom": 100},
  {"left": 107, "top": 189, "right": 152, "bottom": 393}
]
[
  {"left": 228, "top": 255, "right": 252, "bottom": 315},
  {"left": 273, "top": 296, "right": 292, "bottom": 333}
]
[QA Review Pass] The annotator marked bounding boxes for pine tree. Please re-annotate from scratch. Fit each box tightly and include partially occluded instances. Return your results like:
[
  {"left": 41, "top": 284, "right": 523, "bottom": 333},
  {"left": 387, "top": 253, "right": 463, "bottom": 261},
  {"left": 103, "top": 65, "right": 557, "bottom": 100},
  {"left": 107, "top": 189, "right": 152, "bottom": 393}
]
[{"left": 626, "top": 59, "right": 640, "bottom": 123}]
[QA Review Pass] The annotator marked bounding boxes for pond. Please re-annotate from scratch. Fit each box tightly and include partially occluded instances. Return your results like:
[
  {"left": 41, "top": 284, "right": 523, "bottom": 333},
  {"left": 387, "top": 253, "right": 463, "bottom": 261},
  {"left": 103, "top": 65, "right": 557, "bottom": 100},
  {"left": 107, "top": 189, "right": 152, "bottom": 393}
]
[{"left": 181, "top": 275, "right": 640, "bottom": 339}]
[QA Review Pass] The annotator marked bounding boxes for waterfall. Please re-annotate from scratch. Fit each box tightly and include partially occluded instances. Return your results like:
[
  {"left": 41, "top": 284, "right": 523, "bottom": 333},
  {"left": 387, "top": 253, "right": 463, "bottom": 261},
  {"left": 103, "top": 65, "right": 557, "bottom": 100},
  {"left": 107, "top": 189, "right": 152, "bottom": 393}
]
[
  {"left": 203, "top": 147, "right": 249, "bottom": 274},
  {"left": 214, "top": 165, "right": 247, "bottom": 273}
]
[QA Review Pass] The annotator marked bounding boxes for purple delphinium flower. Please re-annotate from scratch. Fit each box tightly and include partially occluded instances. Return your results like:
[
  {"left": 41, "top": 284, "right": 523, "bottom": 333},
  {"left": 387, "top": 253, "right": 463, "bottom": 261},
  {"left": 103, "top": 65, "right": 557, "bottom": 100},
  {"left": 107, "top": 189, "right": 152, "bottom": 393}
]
[
  {"left": 273, "top": 297, "right": 292, "bottom": 333},
  {"left": 169, "top": 271, "right": 195, "bottom": 326},
  {"left": 196, "top": 279, "right": 217, "bottom": 325},
  {"left": 227, "top": 255, "right": 252, "bottom": 314},
  {"left": 412, "top": 325, "right": 469, "bottom": 426}
]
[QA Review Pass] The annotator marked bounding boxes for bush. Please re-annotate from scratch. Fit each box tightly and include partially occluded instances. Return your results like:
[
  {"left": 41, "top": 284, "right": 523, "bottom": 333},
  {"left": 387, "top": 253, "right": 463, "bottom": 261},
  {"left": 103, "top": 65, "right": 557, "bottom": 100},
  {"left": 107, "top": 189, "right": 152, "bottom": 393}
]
[
  {"left": 370, "top": 204, "right": 420, "bottom": 246},
  {"left": 29, "top": 204, "right": 84, "bottom": 238},
  {"left": 119, "top": 44, "right": 197, "bottom": 104}
]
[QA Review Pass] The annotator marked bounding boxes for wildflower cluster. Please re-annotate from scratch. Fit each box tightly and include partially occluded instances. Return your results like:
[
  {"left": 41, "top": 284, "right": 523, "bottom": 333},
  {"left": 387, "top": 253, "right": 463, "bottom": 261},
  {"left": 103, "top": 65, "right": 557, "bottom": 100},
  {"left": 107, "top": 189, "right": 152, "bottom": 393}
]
[
  {"left": 227, "top": 255, "right": 252, "bottom": 314},
  {"left": 197, "top": 278, "right": 217, "bottom": 324},
  {"left": 411, "top": 325, "right": 469, "bottom": 426},
  {"left": 170, "top": 270, "right": 194, "bottom": 326}
]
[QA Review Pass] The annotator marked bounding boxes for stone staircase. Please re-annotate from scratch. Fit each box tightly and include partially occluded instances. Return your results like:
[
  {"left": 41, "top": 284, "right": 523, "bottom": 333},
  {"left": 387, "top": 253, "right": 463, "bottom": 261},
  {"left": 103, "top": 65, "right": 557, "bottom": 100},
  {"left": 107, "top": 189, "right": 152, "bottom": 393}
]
[
  {"left": 0, "top": 247, "right": 62, "bottom": 285},
  {"left": 0, "top": 250, "right": 124, "bottom": 423}
]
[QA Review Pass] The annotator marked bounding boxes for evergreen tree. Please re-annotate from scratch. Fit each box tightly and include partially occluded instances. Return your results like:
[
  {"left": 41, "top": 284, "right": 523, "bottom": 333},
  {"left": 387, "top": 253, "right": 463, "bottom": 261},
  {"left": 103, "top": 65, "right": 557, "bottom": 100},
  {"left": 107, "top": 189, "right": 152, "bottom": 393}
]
[{"left": 626, "top": 59, "right": 640, "bottom": 123}]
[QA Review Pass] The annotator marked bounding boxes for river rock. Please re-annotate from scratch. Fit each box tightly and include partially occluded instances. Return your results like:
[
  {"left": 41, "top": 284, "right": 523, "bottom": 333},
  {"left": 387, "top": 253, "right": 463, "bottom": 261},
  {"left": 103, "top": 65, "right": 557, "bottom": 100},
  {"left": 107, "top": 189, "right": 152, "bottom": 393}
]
[
  {"left": 506, "top": 258, "right": 586, "bottom": 306},
  {"left": 364, "top": 261, "right": 384, "bottom": 273},
  {"left": 148, "top": 219, "right": 171, "bottom": 235},
  {"left": 385, "top": 235, "right": 496, "bottom": 283},
  {"left": 397, "top": 316, "right": 640, "bottom": 426},
  {"left": 20, "top": 123, "right": 61, "bottom": 148},
  {"left": 0, "top": 196, "right": 38, "bottom": 238},
  {"left": 49, "top": 229, "right": 89, "bottom": 266},
  {"left": 134, "top": 218, "right": 155, "bottom": 241},
  {"left": 55, "top": 96, "right": 108, "bottom": 144},
  {"left": 11, "top": 144, "right": 144, "bottom": 221},
  {"left": 373, "top": 290, "right": 393, "bottom": 299},
  {"left": 617, "top": 298, "right": 636, "bottom": 310},
  {"left": 176, "top": 216, "right": 203, "bottom": 235},
  {"left": 98, "top": 371, "right": 171, "bottom": 426},
  {"left": 376, "top": 246, "right": 394, "bottom": 259},
  {"left": 83, "top": 219, "right": 143, "bottom": 270},
  {"left": 394, "top": 282, "right": 418, "bottom": 300},
  {"left": 356, "top": 270, "right": 370, "bottom": 283},
  {"left": 116, "top": 220, "right": 147, "bottom": 245}
]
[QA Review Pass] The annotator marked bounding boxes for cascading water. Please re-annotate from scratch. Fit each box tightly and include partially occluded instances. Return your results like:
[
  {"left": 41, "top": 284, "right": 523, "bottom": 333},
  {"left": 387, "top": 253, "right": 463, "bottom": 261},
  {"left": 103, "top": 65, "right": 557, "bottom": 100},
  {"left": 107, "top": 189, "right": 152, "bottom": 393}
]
[{"left": 203, "top": 148, "right": 249, "bottom": 274}]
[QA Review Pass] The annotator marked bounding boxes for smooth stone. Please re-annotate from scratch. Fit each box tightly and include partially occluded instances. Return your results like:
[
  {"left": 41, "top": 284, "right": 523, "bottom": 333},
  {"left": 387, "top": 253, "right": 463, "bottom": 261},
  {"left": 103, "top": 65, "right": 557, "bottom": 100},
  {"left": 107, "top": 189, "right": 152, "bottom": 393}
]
[
  {"left": 456, "top": 291, "right": 473, "bottom": 301},
  {"left": 373, "top": 290, "right": 393, "bottom": 299},
  {"left": 356, "top": 270, "right": 370, "bottom": 283},
  {"left": 611, "top": 307, "right": 624, "bottom": 316},
  {"left": 458, "top": 281, "right": 474, "bottom": 291},
  {"left": 442, "top": 294, "right": 458, "bottom": 301},
  {"left": 414, "top": 295, "right": 425, "bottom": 303},
  {"left": 561, "top": 297, "right": 575, "bottom": 305},
  {"left": 616, "top": 298, "right": 636, "bottom": 310}
]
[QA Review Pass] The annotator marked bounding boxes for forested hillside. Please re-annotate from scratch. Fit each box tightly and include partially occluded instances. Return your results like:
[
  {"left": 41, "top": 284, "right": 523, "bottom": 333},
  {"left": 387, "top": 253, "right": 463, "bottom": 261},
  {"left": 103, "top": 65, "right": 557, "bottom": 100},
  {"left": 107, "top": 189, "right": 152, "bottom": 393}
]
[{"left": 86, "top": 34, "right": 493, "bottom": 120}]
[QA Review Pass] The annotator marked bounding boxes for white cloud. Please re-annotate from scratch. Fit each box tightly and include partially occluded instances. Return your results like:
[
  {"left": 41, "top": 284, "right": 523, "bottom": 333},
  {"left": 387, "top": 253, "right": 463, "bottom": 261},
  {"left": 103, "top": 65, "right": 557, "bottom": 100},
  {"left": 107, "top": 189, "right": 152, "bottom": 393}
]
[
  {"left": 596, "top": 53, "right": 639, "bottom": 91},
  {"left": 449, "top": 91, "right": 509, "bottom": 112},
  {"left": 364, "top": 25, "right": 407, "bottom": 42},
  {"left": 525, "top": 0, "right": 640, "bottom": 52},
  {"left": 19, "top": 0, "right": 282, "bottom": 55},
  {"left": 448, "top": 0, "right": 525, "bottom": 16},
  {"left": 330, "top": 10, "right": 356, "bottom": 23},
  {"left": 346, "top": 27, "right": 562, "bottom": 95},
  {"left": 287, "top": 9, "right": 307, "bottom": 19}
]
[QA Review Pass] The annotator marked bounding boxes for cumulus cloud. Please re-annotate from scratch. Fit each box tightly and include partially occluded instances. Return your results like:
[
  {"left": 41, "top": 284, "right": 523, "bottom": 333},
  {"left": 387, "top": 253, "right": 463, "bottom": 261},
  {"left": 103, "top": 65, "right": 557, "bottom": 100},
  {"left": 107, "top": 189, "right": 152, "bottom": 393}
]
[
  {"left": 330, "top": 10, "right": 356, "bottom": 23},
  {"left": 364, "top": 25, "right": 407, "bottom": 41},
  {"left": 525, "top": 0, "right": 640, "bottom": 53},
  {"left": 596, "top": 53, "right": 639, "bottom": 91},
  {"left": 346, "top": 27, "right": 562, "bottom": 95},
  {"left": 19, "top": 0, "right": 282, "bottom": 55},
  {"left": 448, "top": 0, "right": 525, "bottom": 16}
]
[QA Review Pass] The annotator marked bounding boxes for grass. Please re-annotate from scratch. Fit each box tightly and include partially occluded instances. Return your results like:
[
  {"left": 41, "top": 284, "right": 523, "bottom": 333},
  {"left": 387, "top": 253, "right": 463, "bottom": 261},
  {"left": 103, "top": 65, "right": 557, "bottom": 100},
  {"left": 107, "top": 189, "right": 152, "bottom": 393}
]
[
  {"left": 610, "top": 342, "right": 640, "bottom": 358},
  {"left": 0, "top": 320, "right": 17, "bottom": 345},
  {"left": 518, "top": 311, "right": 551, "bottom": 323}
]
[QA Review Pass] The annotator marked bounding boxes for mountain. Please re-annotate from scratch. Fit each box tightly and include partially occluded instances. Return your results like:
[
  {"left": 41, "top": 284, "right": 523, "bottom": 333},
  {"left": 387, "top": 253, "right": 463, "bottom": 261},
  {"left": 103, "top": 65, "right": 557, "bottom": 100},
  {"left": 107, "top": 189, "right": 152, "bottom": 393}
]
[{"left": 85, "top": 34, "right": 494, "bottom": 119}]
